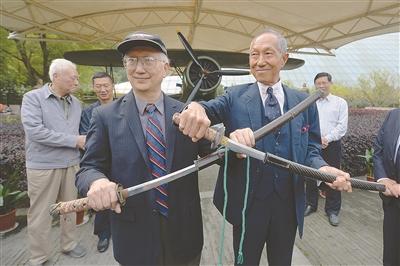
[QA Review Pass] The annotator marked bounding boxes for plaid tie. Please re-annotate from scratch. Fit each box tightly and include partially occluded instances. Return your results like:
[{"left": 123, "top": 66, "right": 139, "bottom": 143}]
[
  {"left": 145, "top": 104, "right": 168, "bottom": 217},
  {"left": 264, "top": 87, "right": 282, "bottom": 121}
]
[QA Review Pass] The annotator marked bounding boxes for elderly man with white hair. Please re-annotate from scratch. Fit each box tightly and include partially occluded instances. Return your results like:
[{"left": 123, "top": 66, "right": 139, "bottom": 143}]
[{"left": 21, "top": 58, "right": 87, "bottom": 266}]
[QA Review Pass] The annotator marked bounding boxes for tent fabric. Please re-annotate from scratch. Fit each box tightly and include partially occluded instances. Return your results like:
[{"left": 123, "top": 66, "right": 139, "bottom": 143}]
[{"left": 1, "top": 1, "right": 399, "bottom": 54}]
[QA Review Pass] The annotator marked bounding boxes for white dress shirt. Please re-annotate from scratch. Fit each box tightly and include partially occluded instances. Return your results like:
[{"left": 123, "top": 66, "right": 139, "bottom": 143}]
[
  {"left": 316, "top": 94, "right": 348, "bottom": 142},
  {"left": 258, "top": 80, "right": 285, "bottom": 114}
]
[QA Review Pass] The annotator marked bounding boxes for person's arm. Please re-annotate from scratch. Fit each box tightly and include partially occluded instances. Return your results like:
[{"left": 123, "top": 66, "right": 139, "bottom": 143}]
[
  {"left": 373, "top": 110, "right": 399, "bottom": 197},
  {"left": 21, "top": 92, "right": 80, "bottom": 148},
  {"left": 76, "top": 108, "right": 121, "bottom": 212},
  {"left": 178, "top": 89, "right": 231, "bottom": 142},
  {"left": 325, "top": 99, "right": 348, "bottom": 142},
  {"left": 76, "top": 108, "right": 111, "bottom": 195},
  {"left": 373, "top": 111, "right": 390, "bottom": 181},
  {"left": 201, "top": 89, "right": 232, "bottom": 125}
]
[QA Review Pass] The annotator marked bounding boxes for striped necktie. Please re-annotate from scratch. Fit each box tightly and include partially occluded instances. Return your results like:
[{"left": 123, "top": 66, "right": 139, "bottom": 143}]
[{"left": 145, "top": 104, "right": 168, "bottom": 217}]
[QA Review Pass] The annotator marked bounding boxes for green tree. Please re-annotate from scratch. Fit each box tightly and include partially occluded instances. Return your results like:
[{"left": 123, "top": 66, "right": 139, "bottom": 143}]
[
  {"left": 0, "top": 27, "right": 111, "bottom": 102},
  {"left": 357, "top": 70, "right": 400, "bottom": 107}
]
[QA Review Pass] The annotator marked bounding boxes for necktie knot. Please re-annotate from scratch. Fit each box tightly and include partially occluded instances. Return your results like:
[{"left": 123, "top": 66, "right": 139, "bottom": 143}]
[{"left": 145, "top": 104, "right": 156, "bottom": 114}]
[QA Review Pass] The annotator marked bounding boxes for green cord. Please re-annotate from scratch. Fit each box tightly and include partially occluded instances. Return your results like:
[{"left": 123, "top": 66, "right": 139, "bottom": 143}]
[
  {"left": 218, "top": 148, "right": 229, "bottom": 266},
  {"left": 217, "top": 150, "right": 251, "bottom": 265},
  {"left": 236, "top": 155, "right": 250, "bottom": 264}
]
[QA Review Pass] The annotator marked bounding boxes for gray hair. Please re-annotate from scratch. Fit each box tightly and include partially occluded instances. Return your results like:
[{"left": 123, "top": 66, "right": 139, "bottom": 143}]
[
  {"left": 48, "top": 59, "right": 77, "bottom": 82},
  {"left": 251, "top": 29, "right": 288, "bottom": 54}
]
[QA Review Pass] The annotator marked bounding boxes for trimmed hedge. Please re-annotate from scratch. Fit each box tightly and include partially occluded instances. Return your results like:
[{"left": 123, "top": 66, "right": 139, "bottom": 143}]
[
  {"left": 341, "top": 108, "right": 389, "bottom": 176},
  {"left": 0, "top": 109, "right": 391, "bottom": 190},
  {"left": 0, "top": 116, "right": 26, "bottom": 191}
]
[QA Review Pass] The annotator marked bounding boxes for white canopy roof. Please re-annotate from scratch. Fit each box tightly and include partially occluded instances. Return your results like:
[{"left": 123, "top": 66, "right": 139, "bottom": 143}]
[{"left": 1, "top": 0, "right": 399, "bottom": 55}]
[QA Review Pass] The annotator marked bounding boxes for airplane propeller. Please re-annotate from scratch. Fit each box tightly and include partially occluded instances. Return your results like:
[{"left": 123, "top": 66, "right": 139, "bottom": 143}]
[{"left": 177, "top": 32, "right": 249, "bottom": 105}]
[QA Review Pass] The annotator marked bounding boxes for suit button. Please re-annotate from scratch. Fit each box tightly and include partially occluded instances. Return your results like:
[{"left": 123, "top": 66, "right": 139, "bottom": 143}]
[{"left": 152, "top": 209, "right": 158, "bottom": 215}]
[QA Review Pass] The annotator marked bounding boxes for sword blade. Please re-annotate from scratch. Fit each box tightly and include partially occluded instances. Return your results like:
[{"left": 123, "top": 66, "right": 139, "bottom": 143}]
[{"left": 127, "top": 149, "right": 225, "bottom": 197}]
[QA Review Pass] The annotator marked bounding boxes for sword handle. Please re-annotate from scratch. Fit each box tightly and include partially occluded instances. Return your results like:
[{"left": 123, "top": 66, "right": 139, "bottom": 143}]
[
  {"left": 49, "top": 197, "right": 90, "bottom": 217},
  {"left": 49, "top": 184, "right": 127, "bottom": 217},
  {"left": 172, "top": 113, "right": 224, "bottom": 144}
]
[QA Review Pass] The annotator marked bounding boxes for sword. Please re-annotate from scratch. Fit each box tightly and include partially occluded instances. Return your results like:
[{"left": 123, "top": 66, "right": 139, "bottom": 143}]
[
  {"left": 50, "top": 91, "right": 323, "bottom": 216},
  {"left": 49, "top": 149, "right": 225, "bottom": 216},
  {"left": 213, "top": 138, "right": 385, "bottom": 192}
]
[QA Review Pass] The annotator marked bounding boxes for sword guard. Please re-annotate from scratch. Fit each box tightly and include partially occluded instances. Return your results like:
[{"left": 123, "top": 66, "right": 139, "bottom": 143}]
[
  {"left": 116, "top": 183, "right": 126, "bottom": 206},
  {"left": 210, "top": 123, "right": 225, "bottom": 149}
]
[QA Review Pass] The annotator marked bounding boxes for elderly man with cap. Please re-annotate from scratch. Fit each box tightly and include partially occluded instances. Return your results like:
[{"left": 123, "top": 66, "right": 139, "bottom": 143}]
[{"left": 76, "top": 32, "right": 209, "bottom": 265}]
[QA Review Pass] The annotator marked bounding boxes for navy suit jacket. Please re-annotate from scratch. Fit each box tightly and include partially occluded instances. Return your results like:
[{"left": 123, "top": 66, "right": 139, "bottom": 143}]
[
  {"left": 373, "top": 108, "right": 400, "bottom": 205},
  {"left": 203, "top": 83, "right": 326, "bottom": 236},
  {"left": 76, "top": 91, "right": 206, "bottom": 265}
]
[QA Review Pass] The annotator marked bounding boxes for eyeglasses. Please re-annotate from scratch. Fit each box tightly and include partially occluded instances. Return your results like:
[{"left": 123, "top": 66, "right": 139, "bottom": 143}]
[{"left": 123, "top": 56, "right": 166, "bottom": 69}]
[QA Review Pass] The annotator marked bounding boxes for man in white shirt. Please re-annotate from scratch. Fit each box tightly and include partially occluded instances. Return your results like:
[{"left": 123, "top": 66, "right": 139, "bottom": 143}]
[{"left": 304, "top": 72, "right": 348, "bottom": 226}]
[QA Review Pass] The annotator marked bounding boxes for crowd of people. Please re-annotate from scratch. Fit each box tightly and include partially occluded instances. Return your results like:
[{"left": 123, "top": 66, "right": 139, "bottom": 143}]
[{"left": 19, "top": 29, "right": 399, "bottom": 266}]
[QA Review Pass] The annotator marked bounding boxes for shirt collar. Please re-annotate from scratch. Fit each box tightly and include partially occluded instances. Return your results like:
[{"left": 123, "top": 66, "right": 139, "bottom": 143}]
[
  {"left": 257, "top": 80, "right": 283, "bottom": 97},
  {"left": 318, "top": 93, "right": 332, "bottom": 102},
  {"left": 46, "top": 83, "right": 72, "bottom": 103},
  {"left": 134, "top": 91, "right": 165, "bottom": 116}
]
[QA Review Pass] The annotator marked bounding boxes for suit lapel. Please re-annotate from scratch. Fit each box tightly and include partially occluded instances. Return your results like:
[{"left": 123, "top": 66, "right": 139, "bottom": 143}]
[
  {"left": 122, "top": 91, "right": 151, "bottom": 169},
  {"left": 390, "top": 112, "right": 400, "bottom": 159},
  {"left": 284, "top": 86, "right": 301, "bottom": 159},
  {"left": 163, "top": 94, "right": 179, "bottom": 173},
  {"left": 244, "top": 83, "right": 263, "bottom": 150}
]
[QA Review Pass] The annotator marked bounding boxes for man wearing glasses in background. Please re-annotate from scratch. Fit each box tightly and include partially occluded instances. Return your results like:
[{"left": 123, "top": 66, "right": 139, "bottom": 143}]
[
  {"left": 76, "top": 32, "right": 209, "bottom": 265},
  {"left": 79, "top": 72, "right": 115, "bottom": 253}
]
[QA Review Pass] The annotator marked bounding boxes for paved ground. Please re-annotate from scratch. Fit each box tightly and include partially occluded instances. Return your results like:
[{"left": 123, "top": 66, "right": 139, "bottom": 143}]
[{"left": 0, "top": 165, "right": 383, "bottom": 265}]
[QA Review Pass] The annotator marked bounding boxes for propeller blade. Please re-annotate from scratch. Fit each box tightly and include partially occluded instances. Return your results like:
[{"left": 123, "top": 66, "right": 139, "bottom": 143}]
[
  {"left": 181, "top": 74, "right": 205, "bottom": 111},
  {"left": 177, "top": 32, "right": 203, "bottom": 70},
  {"left": 211, "top": 69, "right": 250, "bottom": 76}
]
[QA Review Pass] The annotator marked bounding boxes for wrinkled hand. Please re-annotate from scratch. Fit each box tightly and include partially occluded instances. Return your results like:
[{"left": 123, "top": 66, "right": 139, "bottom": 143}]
[
  {"left": 178, "top": 102, "right": 210, "bottom": 142},
  {"left": 76, "top": 135, "right": 86, "bottom": 150},
  {"left": 379, "top": 178, "right": 400, "bottom": 197},
  {"left": 321, "top": 137, "right": 329, "bottom": 149},
  {"left": 229, "top": 128, "right": 255, "bottom": 159},
  {"left": 319, "top": 166, "right": 352, "bottom": 192},
  {"left": 87, "top": 178, "right": 121, "bottom": 213}
]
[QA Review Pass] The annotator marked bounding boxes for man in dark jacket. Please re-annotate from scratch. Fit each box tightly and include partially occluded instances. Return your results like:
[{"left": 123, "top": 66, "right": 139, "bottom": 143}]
[
  {"left": 76, "top": 32, "right": 208, "bottom": 265},
  {"left": 373, "top": 108, "right": 400, "bottom": 266}
]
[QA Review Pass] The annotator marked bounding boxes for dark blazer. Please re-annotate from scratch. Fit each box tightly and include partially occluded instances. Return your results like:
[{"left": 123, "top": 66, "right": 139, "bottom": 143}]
[
  {"left": 373, "top": 108, "right": 400, "bottom": 206},
  {"left": 203, "top": 83, "right": 326, "bottom": 236},
  {"left": 79, "top": 100, "right": 100, "bottom": 135},
  {"left": 76, "top": 91, "right": 205, "bottom": 265}
]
